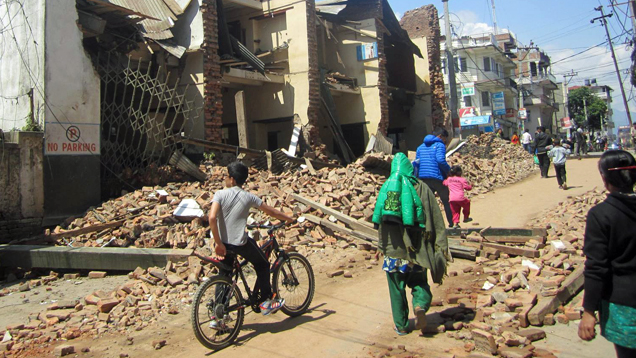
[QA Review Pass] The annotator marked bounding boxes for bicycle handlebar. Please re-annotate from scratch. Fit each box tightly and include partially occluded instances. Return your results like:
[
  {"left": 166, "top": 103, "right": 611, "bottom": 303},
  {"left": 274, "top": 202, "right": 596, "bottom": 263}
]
[{"left": 246, "top": 222, "right": 287, "bottom": 232}]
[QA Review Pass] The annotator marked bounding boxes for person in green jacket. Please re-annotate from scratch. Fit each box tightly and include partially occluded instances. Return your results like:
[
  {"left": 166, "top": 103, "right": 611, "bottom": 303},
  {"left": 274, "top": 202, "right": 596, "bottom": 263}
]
[{"left": 373, "top": 153, "right": 450, "bottom": 335}]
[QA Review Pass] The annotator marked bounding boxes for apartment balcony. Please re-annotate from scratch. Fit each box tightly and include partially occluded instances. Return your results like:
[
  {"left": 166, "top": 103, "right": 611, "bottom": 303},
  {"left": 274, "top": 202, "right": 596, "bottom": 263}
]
[{"left": 524, "top": 94, "right": 559, "bottom": 110}]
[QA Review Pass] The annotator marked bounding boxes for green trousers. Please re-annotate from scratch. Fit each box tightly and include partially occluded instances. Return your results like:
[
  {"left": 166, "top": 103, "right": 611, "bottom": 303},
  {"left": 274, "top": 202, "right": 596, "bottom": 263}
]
[{"left": 386, "top": 269, "right": 432, "bottom": 331}]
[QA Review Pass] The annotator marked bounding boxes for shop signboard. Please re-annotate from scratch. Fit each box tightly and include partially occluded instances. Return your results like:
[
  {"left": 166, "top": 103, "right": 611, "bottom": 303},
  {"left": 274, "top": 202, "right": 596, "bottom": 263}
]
[{"left": 492, "top": 91, "right": 506, "bottom": 116}]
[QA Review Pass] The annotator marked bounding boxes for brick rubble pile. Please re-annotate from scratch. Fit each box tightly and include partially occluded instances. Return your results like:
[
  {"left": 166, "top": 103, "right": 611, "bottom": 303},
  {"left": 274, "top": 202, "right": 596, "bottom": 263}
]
[
  {"left": 48, "top": 134, "right": 536, "bottom": 250},
  {"left": 448, "top": 133, "right": 537, "bottom": 196},
  {"left": 431, "top": 189, "right": 606, "bottom": 358}
]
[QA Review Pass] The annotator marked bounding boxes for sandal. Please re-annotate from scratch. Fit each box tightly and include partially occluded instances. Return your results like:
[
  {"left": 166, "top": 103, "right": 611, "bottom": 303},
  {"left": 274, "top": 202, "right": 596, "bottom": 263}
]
[{"left": 394, "top": 326, "right": 409, "bottom": 336}]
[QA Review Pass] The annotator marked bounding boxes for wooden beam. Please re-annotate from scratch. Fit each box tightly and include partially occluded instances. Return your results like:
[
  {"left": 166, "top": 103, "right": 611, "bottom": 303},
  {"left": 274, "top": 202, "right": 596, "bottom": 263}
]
[
  {"left": 446, "top": 227, "right": 547, "bottom": 238},
  {"left": 0, "top": 245, "right": 192, "bottom": 271},
  {"left": 291, "top": 193, "right": 376, "bottom": 237},
  {"left": 303, "top": 214, "right": 377, "bottom": 244},
  {"left": 49, "top": 220, "right": 126, "bottom": 240},
  {"left": 527, "top": 265, "right": 584, "bottom": 326},
  {"left": 235, "top": 90, "right": 249, "bottom": 148},
  {"left": 481, "top": 242, "right": 540, "bottom": 258}
]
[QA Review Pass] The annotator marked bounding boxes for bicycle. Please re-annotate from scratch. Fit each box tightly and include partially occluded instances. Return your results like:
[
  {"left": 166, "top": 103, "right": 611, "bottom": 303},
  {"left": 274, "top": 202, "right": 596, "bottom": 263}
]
[{"left": 190, "top": 222, "right": 315, "bottom": 350}]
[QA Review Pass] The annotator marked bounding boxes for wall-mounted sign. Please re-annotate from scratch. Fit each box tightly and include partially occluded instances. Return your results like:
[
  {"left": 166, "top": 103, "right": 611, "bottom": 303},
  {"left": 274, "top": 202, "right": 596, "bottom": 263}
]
[
  {"left": 505, "top": 108, "right": 516, "bottom": 118},
  {"left": 492, "top": 91, "right": 506, "bottom": 116},
  {"left": 460, "top": 115, "right": 491, "bottom": 127},
  {"left": 560, "top": 117, "right": 572, "bottom": 129},
  {"left": 45, "top": 122, "right": 100, "bottom": 155},
  {"left": 459, "top": 107, "right": 477, "bottom": 118},
  {"left": 461, "top": 82, "right": 475, "bottom": 96},
  {"left": 356, "top": 42, "right": 378, "bottom": 61},
  {"left": 518, "top": 107, "right": 527, "bottom": 119}
]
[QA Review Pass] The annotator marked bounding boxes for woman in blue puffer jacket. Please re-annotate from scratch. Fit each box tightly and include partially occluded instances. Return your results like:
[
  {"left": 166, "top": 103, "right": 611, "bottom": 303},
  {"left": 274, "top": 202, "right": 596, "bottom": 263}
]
[{"left": 415, "top": 128, "right": 453, "bottom": 227}]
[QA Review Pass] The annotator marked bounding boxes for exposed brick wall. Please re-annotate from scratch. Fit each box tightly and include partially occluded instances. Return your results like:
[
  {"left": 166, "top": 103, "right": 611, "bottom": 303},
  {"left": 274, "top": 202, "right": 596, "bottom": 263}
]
[
  {"left": 304, "top": 0, "right": 322, "bottom": 148},
  {"left": 400, "top": 5, "right": 449, "bottom": 131},
  {"left": 0, "top": 218, "right": 42, "bottom": 244},
  {"left": 377, "top": 30, "right": 390, "bottom": 136},
  {"left": 201, "top": 0, "right": 222, "bottom": 142}
]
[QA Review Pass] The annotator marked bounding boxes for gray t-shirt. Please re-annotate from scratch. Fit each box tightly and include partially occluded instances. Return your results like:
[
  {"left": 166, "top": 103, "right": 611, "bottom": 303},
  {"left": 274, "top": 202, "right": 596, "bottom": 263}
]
[{"left": 211, "top": 186, "right": 262, "bottom": 246}]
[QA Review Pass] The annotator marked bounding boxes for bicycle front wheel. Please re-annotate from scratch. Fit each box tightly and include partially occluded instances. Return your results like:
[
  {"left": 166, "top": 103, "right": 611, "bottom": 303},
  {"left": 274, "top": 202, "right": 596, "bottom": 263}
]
[
  {"left": 272, "top": 253, "right": 315, "bottom": 317},
  {"left": 191, "top": 276, "right": 244, "bottom": 350}
]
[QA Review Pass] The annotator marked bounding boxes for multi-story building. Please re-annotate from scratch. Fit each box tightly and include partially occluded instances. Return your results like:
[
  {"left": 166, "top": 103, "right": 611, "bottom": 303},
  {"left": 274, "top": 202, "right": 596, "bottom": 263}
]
[
  {"left": 0, "top": 0, "right": 435, "bottom": 224},
  {"left": 441, "top": 33, "right": 519, "bottom": 137},
  {"left": 512, "top": 47, "right": 559, "bottom": 134}
]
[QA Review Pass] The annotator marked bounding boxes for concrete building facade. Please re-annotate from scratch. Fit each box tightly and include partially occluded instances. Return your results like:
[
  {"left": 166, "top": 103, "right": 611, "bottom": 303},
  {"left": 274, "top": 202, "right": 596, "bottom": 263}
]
[
  {"left": 439, "top": 33, "right": 519, "bottom": 138},
  {"left": 0, "top": 0, "right": 434, "bottom": 223}
]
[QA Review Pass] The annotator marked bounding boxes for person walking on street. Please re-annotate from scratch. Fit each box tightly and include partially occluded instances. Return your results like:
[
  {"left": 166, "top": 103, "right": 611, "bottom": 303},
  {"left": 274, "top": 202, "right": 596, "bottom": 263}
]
[
  {"left": 575, "top": 128, "right": 587, "bottom": 159},
  {"left": 443, "top": 165, "right": 472, "bottom": 228},
  {"left": 532, "top": 126, "right": 553, "bottom": 178},
  {"left": 547, "top": 138, "right": 571, "bottom": 189},
  {"left": 521, "top": 129, "right": 533, "bottom": 153},
  {"left": 415, "top": 128, "right": 453, "bottom": 227},
  {"left": 578, "top": 150, "right": 636, "bottom": 358},
  {"left": 373, "top": 153, "right": 450, "bottom": 336}
]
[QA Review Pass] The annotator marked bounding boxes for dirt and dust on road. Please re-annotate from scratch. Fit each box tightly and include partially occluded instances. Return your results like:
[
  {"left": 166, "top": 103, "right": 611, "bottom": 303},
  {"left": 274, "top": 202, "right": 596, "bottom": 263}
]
[{"left": 0, "top": 156, "right": 616, "bottom": 358}]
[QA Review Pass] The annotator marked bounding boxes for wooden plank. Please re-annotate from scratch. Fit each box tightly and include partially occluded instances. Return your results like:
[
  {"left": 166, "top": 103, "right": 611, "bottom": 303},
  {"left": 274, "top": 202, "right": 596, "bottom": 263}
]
[
  {"left": 446, "top": 227, "right": 545, "bottom": 238},
  {"left": 49, "top": 220, "right": 126, "bottom": 239},
  {"left": 235, "top": 90, "right": 249, "bottom": 148},
  {"left": 481, "top": 242, "right": 539, "bottom": 258},
  {"left": 304, "top": 214, "right": 377, "bottom": 243},
  {"left": 305, "top": 214, "right": 474, "bottom": 260},
  {"left": 527, "top": 265, "right": 585, "bottom": 326},
  {"left": 0, "top": 245, "right": 192, "bottom": 271},
  {"left": 482, "top": 236, "right": 546, "bottom": 245},
  {"left": 292, "top": 193, "right": 376, "bottom": 237}
]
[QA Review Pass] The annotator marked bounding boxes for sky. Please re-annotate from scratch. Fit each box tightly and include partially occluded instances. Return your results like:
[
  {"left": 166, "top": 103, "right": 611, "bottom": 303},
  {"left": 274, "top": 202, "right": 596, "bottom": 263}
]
[{"left": 388, "top": 0, "right": 636, "bottom": 131}]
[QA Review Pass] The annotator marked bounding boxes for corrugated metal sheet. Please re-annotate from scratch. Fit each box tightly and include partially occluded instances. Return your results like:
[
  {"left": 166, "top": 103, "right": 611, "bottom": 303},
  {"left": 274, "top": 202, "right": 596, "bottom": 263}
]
[
  {"left": 108, "top": 0, "right": 176, "bottom": 37},
  {"left": 156, "top": 40, "right": 186, "bottom": 58}
]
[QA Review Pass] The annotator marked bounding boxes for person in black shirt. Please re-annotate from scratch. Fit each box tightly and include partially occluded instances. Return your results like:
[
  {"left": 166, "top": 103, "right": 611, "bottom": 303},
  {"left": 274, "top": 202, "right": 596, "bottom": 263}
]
[{"left": 579, "top": 150, "right": 636, "bottom": 358}]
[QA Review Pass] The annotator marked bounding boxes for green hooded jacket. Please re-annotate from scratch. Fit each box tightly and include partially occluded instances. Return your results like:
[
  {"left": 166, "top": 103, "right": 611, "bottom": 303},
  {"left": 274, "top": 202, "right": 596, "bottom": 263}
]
[
  {"left": 377, "top": 181, "right": 451, "bottom": 284},
  {"left": 372, "top": 153, "right": 425, "bottom": 229}
]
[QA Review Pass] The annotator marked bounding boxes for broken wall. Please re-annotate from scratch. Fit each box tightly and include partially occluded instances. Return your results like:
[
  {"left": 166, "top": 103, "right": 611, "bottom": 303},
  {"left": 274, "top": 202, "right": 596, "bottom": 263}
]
[
  {"left": 0, "top": 132, "right": 44, "bottom": 242},
  {"left": 405, "top": 36, "right": 433, "bottom": 149},
  {"left": 43, "top": 0, "right": 101, "bottom": 224},
  {"left": 400, "top": 5, "right": 447, "bottom": 131},
  {"left": 0, "top": 0, "right": 46, "bottom": 131},
  {"left": 321, "top": 19, "right": 382, "bottom": 152}
]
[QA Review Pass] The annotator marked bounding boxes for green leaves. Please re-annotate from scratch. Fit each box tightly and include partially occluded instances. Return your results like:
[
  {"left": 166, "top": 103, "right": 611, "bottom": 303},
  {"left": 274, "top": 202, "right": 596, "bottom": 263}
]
[{"left": 567, "top": 87, "right": 608, "bottom": 130}]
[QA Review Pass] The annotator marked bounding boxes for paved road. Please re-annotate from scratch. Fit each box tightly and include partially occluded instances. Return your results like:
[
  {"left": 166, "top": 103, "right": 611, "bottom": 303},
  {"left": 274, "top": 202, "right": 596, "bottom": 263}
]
[{"left": 468, "top": 157, "right": 605, "bottom": 228}]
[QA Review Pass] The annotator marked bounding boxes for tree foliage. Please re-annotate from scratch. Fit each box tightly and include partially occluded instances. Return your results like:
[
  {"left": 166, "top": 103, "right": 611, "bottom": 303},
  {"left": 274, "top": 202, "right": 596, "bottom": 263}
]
[{"left": 567, "top": 87, "right": 607, "bottom": 130}]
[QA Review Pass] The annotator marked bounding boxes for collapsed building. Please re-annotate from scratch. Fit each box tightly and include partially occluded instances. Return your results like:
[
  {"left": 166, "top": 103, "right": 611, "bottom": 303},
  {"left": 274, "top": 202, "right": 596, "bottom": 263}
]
[{"left": 0, "top": 0, "right": 445, "bottom": 238}]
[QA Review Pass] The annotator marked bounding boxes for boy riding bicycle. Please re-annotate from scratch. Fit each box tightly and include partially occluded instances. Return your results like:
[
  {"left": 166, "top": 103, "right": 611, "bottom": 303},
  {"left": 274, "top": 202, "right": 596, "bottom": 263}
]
[{"left": 209, "top": 161, "right": 294, "bottom": 315}]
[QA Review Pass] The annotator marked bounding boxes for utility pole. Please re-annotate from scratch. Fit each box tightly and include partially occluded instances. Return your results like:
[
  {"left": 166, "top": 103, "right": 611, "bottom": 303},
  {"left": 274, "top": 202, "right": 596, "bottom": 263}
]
[
  {"left": 629, "top": 1, "right": 636, "bottom": 35},
  {"left": 563, "top": 70, "right": 577, "bottom": 136},
  {"left": 442, "top": 0, "right": 459, "bottom": 137},
  {"left": 584, "top": 98, "right": 589, "bottom": 128},
  {"left": 592, "top": 6, "right": 633, "bottom": 127},
  {"left": 491, "top": 0, "right": 498, "bottom": 35}
]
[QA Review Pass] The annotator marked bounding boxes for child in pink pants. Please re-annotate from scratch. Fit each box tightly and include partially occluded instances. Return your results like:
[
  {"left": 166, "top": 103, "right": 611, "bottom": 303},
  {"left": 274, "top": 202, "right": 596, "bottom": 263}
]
[{"left": 443, "top": 165, "right": 472, "bottom": 228}]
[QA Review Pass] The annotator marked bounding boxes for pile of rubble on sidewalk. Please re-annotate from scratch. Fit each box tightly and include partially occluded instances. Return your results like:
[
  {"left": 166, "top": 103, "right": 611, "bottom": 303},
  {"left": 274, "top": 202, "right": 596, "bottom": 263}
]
[
  {"left": 448, "top": 134, "right": 536, "bottom": 197},
  {"left": 431, "top": 188, "right": 607, "bottom": 358},
  {"left": 0, "top": 258, "right": 210, "bottom": 355},
  {"left": 42, "top": 133, "right": 535, "bottom": 251}
]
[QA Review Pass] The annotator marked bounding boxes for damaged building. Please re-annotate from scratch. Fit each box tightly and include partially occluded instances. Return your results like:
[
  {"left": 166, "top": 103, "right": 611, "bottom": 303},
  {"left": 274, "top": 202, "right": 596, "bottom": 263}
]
[{"left": 0, "top": 0, "right": 440, "bottom": 233}]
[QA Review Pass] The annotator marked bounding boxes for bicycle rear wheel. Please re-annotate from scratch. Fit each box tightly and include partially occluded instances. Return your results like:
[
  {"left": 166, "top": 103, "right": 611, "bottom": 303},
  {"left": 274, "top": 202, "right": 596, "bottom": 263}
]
[
  {"left": 272, "top": 253, "right": 315, "bottom": 317},
  {"left": 191, "top": 276, "right": 244, "bottom": 350}
]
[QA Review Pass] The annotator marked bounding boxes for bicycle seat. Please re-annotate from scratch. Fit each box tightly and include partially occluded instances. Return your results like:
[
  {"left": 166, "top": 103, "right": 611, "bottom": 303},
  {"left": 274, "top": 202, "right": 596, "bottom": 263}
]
[{"left": 193, "top": 251, "right": 233, "bottom": 272}]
